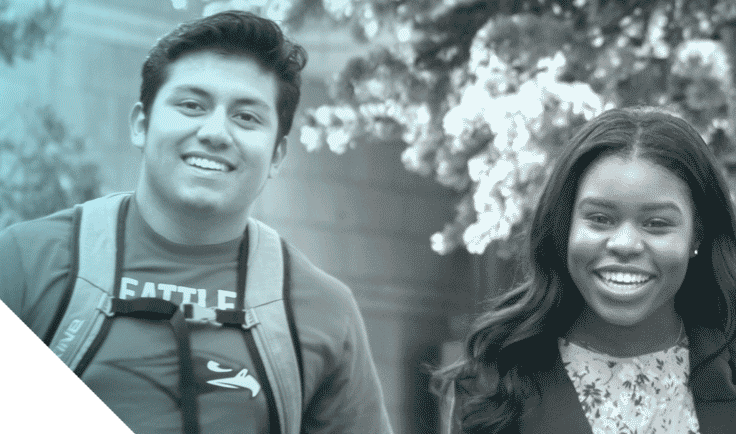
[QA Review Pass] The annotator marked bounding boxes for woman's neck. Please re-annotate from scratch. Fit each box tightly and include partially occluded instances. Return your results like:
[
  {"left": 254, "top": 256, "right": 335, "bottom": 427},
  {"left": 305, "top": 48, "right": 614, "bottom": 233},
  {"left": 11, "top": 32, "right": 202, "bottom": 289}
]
[{"left": 564, "top": 303, "right": 684, "bottom": 357}]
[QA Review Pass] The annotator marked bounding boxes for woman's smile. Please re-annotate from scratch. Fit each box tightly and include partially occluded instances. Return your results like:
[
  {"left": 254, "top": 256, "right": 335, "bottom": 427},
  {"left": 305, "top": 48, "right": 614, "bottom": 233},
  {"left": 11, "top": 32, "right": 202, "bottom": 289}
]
[{"left": 592, "top": 270, "right": 655, "bottom": 302}]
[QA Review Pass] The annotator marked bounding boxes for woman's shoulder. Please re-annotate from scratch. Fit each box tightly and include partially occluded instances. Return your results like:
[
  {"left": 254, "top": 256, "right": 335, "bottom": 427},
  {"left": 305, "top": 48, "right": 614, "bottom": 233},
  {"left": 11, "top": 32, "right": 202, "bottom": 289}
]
[{"left": 686, "top": 324, "right": 736, "bottom": 402}]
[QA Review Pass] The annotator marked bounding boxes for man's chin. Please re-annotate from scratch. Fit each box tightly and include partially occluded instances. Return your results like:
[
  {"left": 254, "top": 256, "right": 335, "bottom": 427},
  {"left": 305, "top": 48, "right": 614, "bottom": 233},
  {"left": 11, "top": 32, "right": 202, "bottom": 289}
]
[{"left": 176, "top": 194, "right": 223, "bottom": 215}]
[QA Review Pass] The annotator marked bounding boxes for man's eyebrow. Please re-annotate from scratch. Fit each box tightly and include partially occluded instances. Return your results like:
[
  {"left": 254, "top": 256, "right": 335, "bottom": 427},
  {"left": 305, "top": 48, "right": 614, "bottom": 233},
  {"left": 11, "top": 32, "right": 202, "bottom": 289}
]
[
  {"left": 578, "top": 197, "right": 683, "bottom": 213},
  {"left": 171, "top": 85, "right": 209, "bottom": 99},
  {"left": 232, "top": 97, "right": 271, "bottom": 110}
]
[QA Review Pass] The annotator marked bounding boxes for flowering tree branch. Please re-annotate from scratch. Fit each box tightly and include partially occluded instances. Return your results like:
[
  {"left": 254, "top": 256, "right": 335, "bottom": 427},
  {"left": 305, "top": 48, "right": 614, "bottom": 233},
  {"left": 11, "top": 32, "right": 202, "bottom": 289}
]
[{"left": 177, "top": 0, "right": 736, "bottom": 256}]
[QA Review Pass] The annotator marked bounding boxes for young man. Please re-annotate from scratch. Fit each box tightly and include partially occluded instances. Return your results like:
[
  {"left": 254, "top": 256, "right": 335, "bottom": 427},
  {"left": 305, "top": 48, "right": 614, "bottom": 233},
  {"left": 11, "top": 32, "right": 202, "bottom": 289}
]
[{"left": 0, "top": 11, "right": 393, "bottom": 434}]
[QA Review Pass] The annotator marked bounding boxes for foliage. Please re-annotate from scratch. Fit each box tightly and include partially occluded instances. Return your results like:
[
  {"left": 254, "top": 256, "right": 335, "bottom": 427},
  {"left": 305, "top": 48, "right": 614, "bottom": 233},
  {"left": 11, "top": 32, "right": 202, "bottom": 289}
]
[
  {"left": 0, "top": 0, "right": 63, "bottom": 64},
  {"left": 1, "top": 0, "right": 100, "bottom": 229},
  {"left": 0, "top": 105, "right": 99, "bottom": 228},
  {"left": 182, "top": 0, "right": 736, "bottom": 256}
]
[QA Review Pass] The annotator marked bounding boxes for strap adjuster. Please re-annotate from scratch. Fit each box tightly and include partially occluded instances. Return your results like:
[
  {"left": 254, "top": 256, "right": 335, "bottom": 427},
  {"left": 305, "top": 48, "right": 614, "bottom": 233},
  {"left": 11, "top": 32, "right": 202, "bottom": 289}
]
[
  {"left": 242, "top": 309, "right": 259, "bottom": 330},
  {"left": 181, "top": 303, "right": 219, "bottom": 325},
  {"left": 97, "top": 295, "right": 115, "bottom": 317}
]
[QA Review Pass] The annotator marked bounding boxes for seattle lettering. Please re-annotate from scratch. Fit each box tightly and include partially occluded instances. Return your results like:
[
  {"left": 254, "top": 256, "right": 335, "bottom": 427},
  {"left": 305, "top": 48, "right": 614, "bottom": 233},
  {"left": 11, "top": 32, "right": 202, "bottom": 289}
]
[{"left": 119, "top": 277, "right": 237, "bottom": 310}]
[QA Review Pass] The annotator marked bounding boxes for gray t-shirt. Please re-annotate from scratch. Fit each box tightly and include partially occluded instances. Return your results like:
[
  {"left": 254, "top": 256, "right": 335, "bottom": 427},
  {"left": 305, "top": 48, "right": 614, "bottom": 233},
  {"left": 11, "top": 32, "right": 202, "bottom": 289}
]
[{"left": 0, "top": 196, "right": 393, "bottom": 434}]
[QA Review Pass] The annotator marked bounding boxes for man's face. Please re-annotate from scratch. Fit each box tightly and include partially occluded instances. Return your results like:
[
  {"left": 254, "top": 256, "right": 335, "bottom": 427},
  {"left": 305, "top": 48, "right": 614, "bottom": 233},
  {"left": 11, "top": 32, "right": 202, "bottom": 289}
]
[{"left": 130, "top": 50, "right": 285, "bottom": 219}]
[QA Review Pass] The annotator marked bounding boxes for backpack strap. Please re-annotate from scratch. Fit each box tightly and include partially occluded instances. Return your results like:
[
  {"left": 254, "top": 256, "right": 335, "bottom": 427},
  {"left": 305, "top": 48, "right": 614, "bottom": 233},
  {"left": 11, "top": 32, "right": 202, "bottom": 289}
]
[
  {"left": 42, "top": 204, "right": 82, "bottom": 346},
  {"left": 244, "top": 218, "right": 303, "bottom": 434},
  {"left": 281, "top": 238, "right": 306, "bottom": 404},
  {"left": 47, "top": 194, "right": 304, "bottom": 433},
  {"left": 47, "top": 192, "right": 131, "bottom": 372}
]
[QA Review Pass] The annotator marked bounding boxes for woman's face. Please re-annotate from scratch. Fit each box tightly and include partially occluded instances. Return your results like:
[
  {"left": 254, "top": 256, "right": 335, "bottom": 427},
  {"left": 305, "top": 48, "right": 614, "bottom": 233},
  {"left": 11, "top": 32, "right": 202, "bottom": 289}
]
[{"left": 566, "top": 155, "right": 697, "bottom": 327}]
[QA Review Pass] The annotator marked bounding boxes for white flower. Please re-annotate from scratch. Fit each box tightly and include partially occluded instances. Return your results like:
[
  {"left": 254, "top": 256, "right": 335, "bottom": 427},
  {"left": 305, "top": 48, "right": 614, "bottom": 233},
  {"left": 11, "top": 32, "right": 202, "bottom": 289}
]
[
  {"left": 401, "top": 146, "right": 432, "bottom": 176},
  {"left": 325, "top": 128, "right": 352, "bottom": 154},
  {"left": 537, "top": 52, "right": 567, "bottom": 80},
  {"left": 495, "top": 217, "right": 511, "bottom": 239},
  {"left": 503, "top": 193, "right": 523, "bottom": 225},
  {"left": 516, "top": 82, "right": 545, "bottom": 119},
  {"left": 463, "top": 220, "right": 493, "bottom": 254},
  {"left": 324, "top": 0, "right": 354, "bottom": 18},
  {"left": 414, "top": 104, "right": 431, "bottom": 125},
  {"left": 360, "top": 102, "right": 388, "bottom": 118},
  {"left": 171, "top": 0, "right": 188, "bottom": 10},
  {"left": 510, "top": 117, "right": 530, "bottom": 152},
  {"left": 264, "top": 0, "right": 293, "bottom": 22},
  {"left": 333, "top": 105, "right": 358, "bottom": 124},
  {"left": 673, "top": 39, "right": 730, "bottom": 82},
  {"left": 203, "top": 0, "right": 267, "bottom": 16},
  {"left": 300, "top": 125, "right": 323, "bottom": 152},
  {"left": 467, "top": 153, "right": 491, "bottom": 183},
  {"left": 314, "top": 106, "right": 334, "bottom": 126},
  {"left": 485, "top": 159, "right": 515, "bottom": 192},
  {"left": 431, "top": 231, "right": 456, "bottom": 255}
]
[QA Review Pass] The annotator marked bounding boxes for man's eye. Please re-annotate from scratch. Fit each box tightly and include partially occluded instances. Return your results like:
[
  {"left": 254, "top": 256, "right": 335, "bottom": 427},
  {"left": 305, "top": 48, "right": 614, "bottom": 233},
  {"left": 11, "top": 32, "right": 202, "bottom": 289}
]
[
  {"left": 178, "top": 101, "right": 203, "bottom": 111},
  {"left": 235, "top": 113, "right": 260, "bottom": 123}
]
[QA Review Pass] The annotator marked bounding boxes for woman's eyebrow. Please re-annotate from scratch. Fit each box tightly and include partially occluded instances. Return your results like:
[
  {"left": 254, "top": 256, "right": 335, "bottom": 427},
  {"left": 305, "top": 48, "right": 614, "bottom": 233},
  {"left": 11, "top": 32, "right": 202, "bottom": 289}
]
[
  {"left": 578, "top": 197, "right": 683, "bottom": 214},
  {"left": 639, "top": 202, "right": 683, "bottom": 214},
  {"left": 577, "top": 197, "right": 616, "bottom": 209}
]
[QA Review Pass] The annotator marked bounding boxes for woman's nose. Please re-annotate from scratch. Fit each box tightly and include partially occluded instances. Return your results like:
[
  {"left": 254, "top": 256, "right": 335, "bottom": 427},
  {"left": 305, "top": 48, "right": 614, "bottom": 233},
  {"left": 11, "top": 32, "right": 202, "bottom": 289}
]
[{"left": 606, "top": 221, "right": 644, "bottom": 256}]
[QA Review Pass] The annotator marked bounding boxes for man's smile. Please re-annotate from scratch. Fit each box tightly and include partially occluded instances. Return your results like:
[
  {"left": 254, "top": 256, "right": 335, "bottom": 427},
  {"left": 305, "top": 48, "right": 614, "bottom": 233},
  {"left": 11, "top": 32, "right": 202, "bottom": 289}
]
[{"left": 181, "top": 152, "right": 236, "bottom": 173}]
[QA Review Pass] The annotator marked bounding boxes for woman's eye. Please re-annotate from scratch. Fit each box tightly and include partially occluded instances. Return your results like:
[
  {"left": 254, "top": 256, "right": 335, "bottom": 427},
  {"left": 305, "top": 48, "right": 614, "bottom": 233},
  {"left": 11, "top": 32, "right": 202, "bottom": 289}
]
[
  {"left": 645, "top": 219, "right": 671, "bottom": 228},
  {"left": 587, "top": 214, "right": 611, "bottom": 225}
]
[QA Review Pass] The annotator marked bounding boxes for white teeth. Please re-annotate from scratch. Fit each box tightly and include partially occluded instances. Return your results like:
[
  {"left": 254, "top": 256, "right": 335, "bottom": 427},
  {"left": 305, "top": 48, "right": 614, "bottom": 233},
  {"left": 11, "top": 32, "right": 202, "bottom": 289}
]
[
  {"left": 185, "top": 156, "right": 228, "bottom": 172},
  {"left": 599, "top": 271, "right": 651, "bottom": 284}
]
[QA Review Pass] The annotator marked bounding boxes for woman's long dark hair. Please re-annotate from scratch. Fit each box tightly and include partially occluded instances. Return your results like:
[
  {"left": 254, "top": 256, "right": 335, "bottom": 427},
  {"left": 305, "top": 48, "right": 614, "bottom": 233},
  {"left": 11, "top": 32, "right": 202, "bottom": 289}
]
[{"left": 433, "top": 107, "right": 736, "bottom": 433}]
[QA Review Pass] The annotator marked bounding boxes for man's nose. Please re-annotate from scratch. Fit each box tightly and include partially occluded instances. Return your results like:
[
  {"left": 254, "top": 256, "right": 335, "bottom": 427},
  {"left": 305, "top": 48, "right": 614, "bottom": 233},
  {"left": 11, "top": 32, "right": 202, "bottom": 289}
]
[{"left": 196, "top": 107, "right": 233, "bottom": 149}]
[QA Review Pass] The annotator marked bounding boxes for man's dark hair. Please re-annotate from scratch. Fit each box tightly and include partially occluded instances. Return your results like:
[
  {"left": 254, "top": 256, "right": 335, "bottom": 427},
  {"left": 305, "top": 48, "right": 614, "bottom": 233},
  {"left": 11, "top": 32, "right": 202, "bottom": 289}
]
[{"left": 139, "top": 11, "right": 307, "bottom": 139}]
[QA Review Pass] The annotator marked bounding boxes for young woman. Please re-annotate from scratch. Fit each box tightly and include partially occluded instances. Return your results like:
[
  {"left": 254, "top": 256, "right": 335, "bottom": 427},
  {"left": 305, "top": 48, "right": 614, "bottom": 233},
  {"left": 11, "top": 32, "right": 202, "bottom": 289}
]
[{"left": 435, "top": 107, "right": 736, "bottom": 434}]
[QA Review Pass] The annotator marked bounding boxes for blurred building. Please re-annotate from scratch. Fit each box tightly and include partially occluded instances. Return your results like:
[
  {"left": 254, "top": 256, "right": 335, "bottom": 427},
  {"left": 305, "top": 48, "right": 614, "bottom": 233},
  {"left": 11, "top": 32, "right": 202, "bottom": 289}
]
[{"left": 1, "top": 0, "right": 477, "bottom": 432}]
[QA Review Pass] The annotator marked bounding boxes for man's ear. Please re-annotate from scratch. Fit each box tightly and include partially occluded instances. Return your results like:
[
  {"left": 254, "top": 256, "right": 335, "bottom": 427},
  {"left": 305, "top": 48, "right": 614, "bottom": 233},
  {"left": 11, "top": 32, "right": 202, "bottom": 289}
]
[
  {"left": 130, "top": 102, "right": 147, "bottom": 150},
  {"left": 268, "top": 136, "right": 287, "bottom": 178}
]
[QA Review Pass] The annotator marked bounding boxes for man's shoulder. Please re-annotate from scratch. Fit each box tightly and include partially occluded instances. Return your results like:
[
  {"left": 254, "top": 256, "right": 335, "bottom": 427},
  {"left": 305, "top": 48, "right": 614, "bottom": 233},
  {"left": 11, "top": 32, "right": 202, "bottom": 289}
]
[
  {"left": 282, "top": 239, "right": 355, "bottom": 303},
  {"left": 0, "top": 205, "right": 78, "bottom": 320},
  {"left": 1, "top": 193, "right": 132, "bottom": 246},
  {"left": 1, "top": 206, "right": 77, "bottom": 249}
]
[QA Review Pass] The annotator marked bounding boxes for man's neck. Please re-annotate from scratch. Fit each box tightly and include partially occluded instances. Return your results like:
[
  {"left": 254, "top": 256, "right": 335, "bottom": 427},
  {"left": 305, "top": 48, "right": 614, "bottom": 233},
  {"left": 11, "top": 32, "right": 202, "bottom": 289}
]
[{"left": 133, "top": 190, "right": 248, "bottom": 246}]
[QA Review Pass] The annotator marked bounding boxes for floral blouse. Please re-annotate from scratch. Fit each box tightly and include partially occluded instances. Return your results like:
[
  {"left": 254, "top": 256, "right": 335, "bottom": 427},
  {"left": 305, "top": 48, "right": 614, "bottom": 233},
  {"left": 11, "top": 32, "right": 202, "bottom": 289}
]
[{"left": 558, "top": 337, "right": 700, "bottom": 434}]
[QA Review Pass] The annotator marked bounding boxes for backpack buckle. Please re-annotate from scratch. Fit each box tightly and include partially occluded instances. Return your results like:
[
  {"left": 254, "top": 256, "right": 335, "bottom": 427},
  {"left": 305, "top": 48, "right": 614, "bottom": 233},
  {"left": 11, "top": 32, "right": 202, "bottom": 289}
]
[
  {"left": 181, "top": 303, "right": 219, "bottom": 325},
  {"left": 242, "top": 309, "right": 259, "bottom": 330},
  {"left": 97, "top": 295, "right": 115, "bottom": 317}
]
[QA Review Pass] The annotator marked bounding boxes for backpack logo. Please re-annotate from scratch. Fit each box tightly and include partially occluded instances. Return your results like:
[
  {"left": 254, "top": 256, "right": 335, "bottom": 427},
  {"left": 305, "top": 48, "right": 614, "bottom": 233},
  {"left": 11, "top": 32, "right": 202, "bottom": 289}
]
[
  {"left": 105, "top": 353, "right": 263, "bottom": 399},
  {"left": 206, "top": 362, "right": 261, "bottom": 396},
  {"left": 53, "top": 319, "right": 85, "bottom": 357}
]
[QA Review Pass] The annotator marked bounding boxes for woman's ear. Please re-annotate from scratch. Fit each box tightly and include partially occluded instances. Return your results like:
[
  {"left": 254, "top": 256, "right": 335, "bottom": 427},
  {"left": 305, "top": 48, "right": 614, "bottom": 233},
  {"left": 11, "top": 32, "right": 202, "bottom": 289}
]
[
  {"left": 691, "top": 213, "right": 703, "bottom": 257},
  {"left": 130, "top": 102, "right": 147, "bottom": 150}
]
